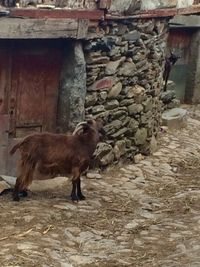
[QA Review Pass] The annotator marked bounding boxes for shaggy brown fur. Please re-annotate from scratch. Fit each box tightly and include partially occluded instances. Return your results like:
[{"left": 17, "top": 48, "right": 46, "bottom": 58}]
[{"left": 10, "top": 119, "right": 104, "bottom": 201}]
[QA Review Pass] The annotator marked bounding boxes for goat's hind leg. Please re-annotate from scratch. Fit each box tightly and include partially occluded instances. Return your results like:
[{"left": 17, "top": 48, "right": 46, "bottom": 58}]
[
  {"left": 13, "top": 178, "right": 30, "bottom": 201},
  {"left": 13, "top": 174, "right": 29, "bottom": 200},
  {"left": 164, "top": 73, "right": 169, "bottom": 92},
  {"left": 13, "top": 176, "right": 23, "bottom": 201},
  {"left": 19, "top": 190, "right": 28, "bottom": 197},
  {"left": 13, "top": 161, "right": 35, "bottom": 201}
]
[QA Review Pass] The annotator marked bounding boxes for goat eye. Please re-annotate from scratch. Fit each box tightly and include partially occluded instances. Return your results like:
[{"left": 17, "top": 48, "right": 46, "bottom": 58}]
[{"left": 87, "top": 120, "right": 95, "bottom": 127}]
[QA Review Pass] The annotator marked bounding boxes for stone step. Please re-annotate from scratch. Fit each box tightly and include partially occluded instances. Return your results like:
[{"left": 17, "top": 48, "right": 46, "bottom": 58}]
[
  {"left": 162, "top": 108, "right": 187, "bottom": 130},
  {"left": 163, "top": 80, "right": 176, "bottom": 91}
]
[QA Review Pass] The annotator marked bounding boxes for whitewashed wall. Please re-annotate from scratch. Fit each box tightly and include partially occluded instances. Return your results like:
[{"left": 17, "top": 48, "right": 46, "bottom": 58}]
[
  {"left": 141, "top": 0, "right": 177, "bottom": 10},
  {"left": 110, "top": 0, "right": 195, "bottom": 14},
  {"left": 177, "top": 0, "right": 194, "bottom": 8},
  {"left": 141, "top": 0, "right": 194, "bottom": 10}
]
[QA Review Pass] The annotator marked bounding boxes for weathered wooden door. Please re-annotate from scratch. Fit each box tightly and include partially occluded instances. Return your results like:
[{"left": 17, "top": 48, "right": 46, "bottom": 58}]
[
  {"left": 9, "top": 41, "right": 62, "bottom": 138},
  {"left": 0, "top": 44, "right": 10, "bottom": 174},
  {"left": 0, "top": 40, "right": 63, "bottom": 175}
]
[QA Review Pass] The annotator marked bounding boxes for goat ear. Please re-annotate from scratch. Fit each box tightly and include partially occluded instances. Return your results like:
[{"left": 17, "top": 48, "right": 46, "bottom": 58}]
[
  {"left": 86, "top": 118, "right": 104, "bottom": 131},
  {"left": 170, "top": 49, "right": 175, "bottom": 57},
  {"left": 77, "top": 123, "right": 90, "bottom": 135}
]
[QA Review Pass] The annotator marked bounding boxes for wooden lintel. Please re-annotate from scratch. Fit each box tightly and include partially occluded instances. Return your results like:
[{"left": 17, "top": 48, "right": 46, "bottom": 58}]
[
  {"left": 0, "top": 17, "right": 79, "bottom": 39},
  {"left": 9, "top": 8, "right": 105, "bottom": 20}
]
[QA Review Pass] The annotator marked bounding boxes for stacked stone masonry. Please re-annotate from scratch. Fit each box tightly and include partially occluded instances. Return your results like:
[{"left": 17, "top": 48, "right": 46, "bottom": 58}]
[{"left": 84, "top": 18, "right": 169, "bottom": 166}]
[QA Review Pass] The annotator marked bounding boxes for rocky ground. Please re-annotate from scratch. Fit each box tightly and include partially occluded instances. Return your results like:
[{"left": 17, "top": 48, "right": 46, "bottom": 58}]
[{"left": 0, "top": 106, "right": 200, "bottom": 267}]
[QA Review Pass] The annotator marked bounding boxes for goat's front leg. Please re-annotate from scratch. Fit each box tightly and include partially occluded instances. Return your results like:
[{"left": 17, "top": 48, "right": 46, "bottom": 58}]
[
  {"left": 71, "top": 168, "right": 85, "bottom": 202},
  {"left": 77, "top": 177, "right": 85, "bottom": 200},
  {"left": 164, "top": 73, "right": 169, "bottom": 92},
  {"left": 71, "top": 180, "right": 78, "bottom": 202}
]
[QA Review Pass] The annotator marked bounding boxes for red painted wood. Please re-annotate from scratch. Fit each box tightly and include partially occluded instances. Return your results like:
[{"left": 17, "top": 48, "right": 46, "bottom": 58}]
[
  {"left": 0, "top": 46, "right": 9, "bottom": 115},
  {"left": 10, "top": 40, "right": 63, "bottom": 136},
  {"left": 10, "top": 8, "right": 104, "bottom": 20},
  {"left": 0, "top": 46, "right": 9, "bottom": 172},
  {"left": 0, "top": 114, "right": 9, "bottom": 174},
  {"left": 7, "top": 4, "right": 200, "bottom": 22},
  {"left": 168, "top": 29, "right": 192, "bottom": 66},
  {"left": 0, "top": 40, "right": 64, "bottom": 175}
]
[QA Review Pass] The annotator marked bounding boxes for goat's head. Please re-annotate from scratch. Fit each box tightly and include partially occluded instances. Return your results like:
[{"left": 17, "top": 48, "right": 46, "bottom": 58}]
[
  {"left": 73, "top": 118, "right": 105, "bottom": 141},
  {"left": 169, "top": 51, "right": 181, "bottom": 65},
  {"left": 89, "top": 118, "right": 106, "bottom": 140}
]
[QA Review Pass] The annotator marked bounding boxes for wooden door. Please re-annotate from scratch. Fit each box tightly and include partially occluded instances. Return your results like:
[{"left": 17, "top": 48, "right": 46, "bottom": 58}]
[
  {"left": 0, "top": 40, "right": 63, "bottom": 175},
  {"left": 9, "top": 40, "right": 62, "bottom": 138},
  {"left": 0, "top": 44, "right": 10, "bottom": 174}
]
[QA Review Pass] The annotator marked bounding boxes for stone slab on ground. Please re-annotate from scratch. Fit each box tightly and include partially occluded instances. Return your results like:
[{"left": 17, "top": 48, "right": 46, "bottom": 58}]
[
  {"left": 162, "top": 108, "right": 187, "bottom": 130},
  {"left": 0, "top": 175, "right": 16, "bottom": 186},
  {"left": 0, "top": 180, "right": 10, "bottom": 194}
]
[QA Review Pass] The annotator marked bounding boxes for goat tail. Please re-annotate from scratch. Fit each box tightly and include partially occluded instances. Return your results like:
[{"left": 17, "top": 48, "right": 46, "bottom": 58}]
[
  {"left": 20, "top": 161, "right": 35, "bottom": 189},
  {"left": 15, "top": 158, "right": 36, "bottom": 190},
  {"left": 10, "top": 142, "right": 22, "bottom": 156}
]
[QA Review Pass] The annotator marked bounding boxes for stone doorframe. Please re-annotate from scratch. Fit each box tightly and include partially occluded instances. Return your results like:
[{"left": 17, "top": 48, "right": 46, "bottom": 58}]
[
  {"left": 57, "top": 40, "right": 87, "bottom": 132},
  {"left": 185, "top": 30, "right": 200, "bottom": 104}
]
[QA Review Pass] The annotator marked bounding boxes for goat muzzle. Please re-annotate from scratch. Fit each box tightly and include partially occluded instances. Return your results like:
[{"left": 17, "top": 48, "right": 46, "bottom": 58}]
[{"left": 98, "top": 127, "right": 106, "bottom": 141}]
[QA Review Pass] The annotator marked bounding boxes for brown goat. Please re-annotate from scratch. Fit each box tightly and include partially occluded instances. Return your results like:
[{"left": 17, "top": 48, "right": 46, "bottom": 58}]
[{"left": 10, "top": 119, "right": 104, "bottom": 202}]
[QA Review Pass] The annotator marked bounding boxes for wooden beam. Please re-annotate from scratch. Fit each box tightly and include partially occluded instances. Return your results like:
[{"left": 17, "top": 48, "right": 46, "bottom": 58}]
[
  {"left": 0, "top": 18, "right": 79, "bottom": 39},
  {"left": 9, "top": 8, "right": 105, "bottom": 20}
]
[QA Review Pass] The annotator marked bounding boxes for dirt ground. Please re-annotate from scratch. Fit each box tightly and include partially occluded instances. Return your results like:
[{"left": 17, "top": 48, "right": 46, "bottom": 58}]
[{"left": 0, "top": 106, "right": 200, "bottom": 267}]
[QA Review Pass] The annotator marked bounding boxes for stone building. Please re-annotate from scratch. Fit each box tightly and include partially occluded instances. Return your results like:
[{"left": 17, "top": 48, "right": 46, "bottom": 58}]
[
  {"left": 0, "top": 0, "right": 199, "bottom": 175},
  {"left": 168, "top": 14, "right": 200, "bottom": 103}
]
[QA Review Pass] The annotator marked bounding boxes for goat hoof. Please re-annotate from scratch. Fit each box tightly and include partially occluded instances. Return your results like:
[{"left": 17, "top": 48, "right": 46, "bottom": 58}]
[
  {"left": 78, "top": 194, "right": 86, "bottom": 200},
  {"left": 19, "top": 191, "right": 28, "bottom": 197},
  {"left": 71, "top": 194, "right": 79, "bottom": 202}
]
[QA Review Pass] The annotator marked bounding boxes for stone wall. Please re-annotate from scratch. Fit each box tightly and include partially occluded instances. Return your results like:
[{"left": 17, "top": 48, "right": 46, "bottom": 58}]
[{"left": 83, "top": 18, "right": 169, "bottom": 166}]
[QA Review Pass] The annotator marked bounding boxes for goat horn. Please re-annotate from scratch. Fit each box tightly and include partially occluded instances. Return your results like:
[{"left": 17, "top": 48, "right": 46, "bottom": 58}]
[{"left": 73, "top": 122, "right": 87, "bottom": 135}]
